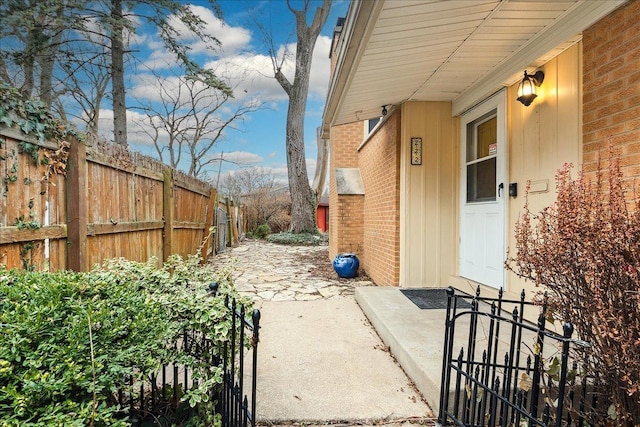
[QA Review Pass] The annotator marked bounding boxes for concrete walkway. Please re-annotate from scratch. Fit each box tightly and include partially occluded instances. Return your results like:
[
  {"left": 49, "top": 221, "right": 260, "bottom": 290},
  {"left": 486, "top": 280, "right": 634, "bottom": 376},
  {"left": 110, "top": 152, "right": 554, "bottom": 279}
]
[{"left": 210, "top": 241, "right": 434, "bottom": 426}]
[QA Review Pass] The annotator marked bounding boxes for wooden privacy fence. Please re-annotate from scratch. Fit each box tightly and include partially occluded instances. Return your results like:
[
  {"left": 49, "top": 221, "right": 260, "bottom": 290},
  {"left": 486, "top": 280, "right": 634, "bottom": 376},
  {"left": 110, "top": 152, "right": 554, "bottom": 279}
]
[{"left": 0, "top": 127, "right": 240, "bottom": 272}]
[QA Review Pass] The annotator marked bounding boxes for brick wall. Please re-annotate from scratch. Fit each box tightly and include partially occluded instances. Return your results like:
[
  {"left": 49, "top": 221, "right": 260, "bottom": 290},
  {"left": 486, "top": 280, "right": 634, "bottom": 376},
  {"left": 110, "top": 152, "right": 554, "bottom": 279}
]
[
  {"left": 329, "top": 122, "right": 365, "bottom": 261},
  {"left": 359, "top": 111, "right": 401, "bottom": 285},
  {"left": 333, "top": 195, "right": 364, "bottom": 254},
  {"left": 583, "top": 1, "right": 640, "bottom": 189}
]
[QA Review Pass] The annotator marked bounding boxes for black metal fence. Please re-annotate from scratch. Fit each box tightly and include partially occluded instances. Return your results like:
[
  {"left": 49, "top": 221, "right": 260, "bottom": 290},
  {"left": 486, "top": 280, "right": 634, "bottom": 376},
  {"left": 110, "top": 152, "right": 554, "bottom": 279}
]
[
  {"left": 219, "top": 297, "right": 260, "bottom": 427},
  {"left": 437, "top": 286, "right": 606, "bottom": 427},
  {"left": 116, "top": 294, "right": 260, "bottom": 427}
]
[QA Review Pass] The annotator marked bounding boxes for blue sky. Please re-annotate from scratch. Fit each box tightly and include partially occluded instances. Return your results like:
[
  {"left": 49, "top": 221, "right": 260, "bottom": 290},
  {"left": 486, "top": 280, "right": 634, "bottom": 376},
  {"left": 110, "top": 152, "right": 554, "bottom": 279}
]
[{"left": 108, "top": 0, "right": 350, "bottom": 185}]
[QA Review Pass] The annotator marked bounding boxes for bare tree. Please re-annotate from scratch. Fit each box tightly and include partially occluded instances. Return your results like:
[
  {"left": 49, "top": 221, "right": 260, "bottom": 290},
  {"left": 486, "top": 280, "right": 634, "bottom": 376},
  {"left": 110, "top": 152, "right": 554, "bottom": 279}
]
[
  {"left": 312, "top": 126, "right": 329, "bottom": 198},
  {"left": 133, "top": 68, "right": 262, "bottom": 177},
  {"left": 220, "top": 167, "right": 291, "bottom": 233},
  {"left": 265, "top": 0, "right": 332, "bottom": 234},
  {"left": 55, "top": 20, "right": 113, "bottom": 134}
]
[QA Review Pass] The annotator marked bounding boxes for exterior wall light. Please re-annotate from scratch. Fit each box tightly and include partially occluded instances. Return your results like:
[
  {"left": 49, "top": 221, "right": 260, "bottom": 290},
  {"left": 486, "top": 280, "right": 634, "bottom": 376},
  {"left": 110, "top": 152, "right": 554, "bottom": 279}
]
[
  {"left": 516, "top": 70, "right": 544, "bottom": 106},
  {"left": 381, "top": 105, "right": 388, "bottom": 116}
]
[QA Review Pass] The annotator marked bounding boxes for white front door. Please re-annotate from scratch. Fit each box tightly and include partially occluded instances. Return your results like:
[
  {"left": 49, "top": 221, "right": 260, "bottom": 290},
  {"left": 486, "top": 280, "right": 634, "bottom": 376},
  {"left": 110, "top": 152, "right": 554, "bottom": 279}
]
[{"left": 459, "top": 91, "right": 506, "bottom": 289}]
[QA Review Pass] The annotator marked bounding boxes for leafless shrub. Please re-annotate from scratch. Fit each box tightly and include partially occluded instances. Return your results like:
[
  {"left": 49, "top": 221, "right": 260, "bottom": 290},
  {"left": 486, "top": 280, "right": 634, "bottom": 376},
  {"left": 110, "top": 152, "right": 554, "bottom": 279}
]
[{"left": 507, "top": 142, "right": 640, "bottom": 425}]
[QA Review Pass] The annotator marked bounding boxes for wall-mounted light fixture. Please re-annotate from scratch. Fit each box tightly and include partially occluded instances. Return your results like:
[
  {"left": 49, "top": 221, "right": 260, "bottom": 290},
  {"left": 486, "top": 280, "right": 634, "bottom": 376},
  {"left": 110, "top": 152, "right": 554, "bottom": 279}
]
[
  {"left": 516, "top": 70, "right": 544, "bottom": 106},
  {"left": 381, "top": 105, "right": 388, "bottom": 116}
]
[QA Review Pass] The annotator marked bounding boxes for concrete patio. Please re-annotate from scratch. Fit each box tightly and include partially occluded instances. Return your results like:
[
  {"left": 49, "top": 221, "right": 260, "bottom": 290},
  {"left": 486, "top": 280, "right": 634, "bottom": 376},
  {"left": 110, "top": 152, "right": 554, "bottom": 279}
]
[
  {"left": 356, "top": 286, "right": 544, "bottom": 417},
  {"left": 355, "top": 287, "right": 450, "bottom": 413}
]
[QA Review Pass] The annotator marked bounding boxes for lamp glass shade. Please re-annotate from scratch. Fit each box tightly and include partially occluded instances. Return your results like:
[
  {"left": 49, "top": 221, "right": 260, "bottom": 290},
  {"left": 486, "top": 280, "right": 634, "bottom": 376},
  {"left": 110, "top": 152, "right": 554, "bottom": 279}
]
[{"left": 516, "top": 72, "right": 538, "bottom": 106}]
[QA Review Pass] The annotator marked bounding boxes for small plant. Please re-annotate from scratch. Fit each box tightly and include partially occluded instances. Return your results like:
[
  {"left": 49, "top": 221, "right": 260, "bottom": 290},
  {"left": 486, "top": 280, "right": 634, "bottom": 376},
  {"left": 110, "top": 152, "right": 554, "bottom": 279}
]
[
  {"left": 0, "top": 83, "right": 83, "bottom": 148},
  {"left": 254, "top": 223, "right": 272, "bottom": 239},
  {"left": 13, "top": 214, "right": 40, "bottom": 230},
  {"left": 507, "top": 144, "right": 640, "bottom": 425}
]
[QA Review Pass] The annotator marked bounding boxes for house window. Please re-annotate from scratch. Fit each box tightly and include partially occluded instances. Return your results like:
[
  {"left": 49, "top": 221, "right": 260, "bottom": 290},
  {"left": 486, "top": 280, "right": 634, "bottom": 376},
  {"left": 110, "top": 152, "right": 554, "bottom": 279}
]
[
  {"left": 465, "top": 112, "right": 497, "bottom": 203},
  {"left": 368, "top": 117, "right": 380, "bottom": 133},
  {"left": 366, "top": 117, "right": 381, "bottom": 135}
]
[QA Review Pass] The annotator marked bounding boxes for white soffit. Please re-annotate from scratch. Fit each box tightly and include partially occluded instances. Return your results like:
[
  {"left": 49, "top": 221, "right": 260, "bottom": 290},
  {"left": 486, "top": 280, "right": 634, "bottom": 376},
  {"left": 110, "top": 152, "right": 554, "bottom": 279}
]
[{"left": 327, "top": 0, "right": 626, "bottom": 126}]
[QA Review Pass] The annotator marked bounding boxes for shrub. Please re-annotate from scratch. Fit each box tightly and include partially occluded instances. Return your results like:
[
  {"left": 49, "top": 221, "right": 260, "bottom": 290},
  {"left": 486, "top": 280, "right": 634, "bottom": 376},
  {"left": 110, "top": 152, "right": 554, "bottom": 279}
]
[
  {"left": 507, "top": 146, "right": 640, "bottom": 425},
  {"left": 254, "top": 223, "right": 272, "bottom": 239},
  {"left": 0, "top": 251, "right": 250, "bottom": 426},
  {"left": 266, "top": 231, "right": 325, "bottom": 246}
]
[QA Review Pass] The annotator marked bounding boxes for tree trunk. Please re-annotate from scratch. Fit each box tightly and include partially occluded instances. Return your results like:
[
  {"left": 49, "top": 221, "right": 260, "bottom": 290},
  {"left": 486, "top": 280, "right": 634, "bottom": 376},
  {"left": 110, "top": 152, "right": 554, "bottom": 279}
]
[
  {"left": 277, "top": 0, "right": 332, "bottom": 234},
  {"left": 311, "top": 126, "right": 328, "bottom": 201},
  {"left": 286, "top": 84, "right": 317, "bottom": 233},
  {"left": 111, "top": 0, "right": 127, "bottom": 147},
  {"left": 38, "top": 2, "right": 65, "bottom": 107}
]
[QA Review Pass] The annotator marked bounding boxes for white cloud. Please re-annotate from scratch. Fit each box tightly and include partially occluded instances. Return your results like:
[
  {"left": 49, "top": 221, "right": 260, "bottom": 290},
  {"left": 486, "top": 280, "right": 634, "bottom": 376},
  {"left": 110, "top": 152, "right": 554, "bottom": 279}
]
[
  {"left": 138, "top": 7, "right": 332, "bottom": 107},
  {"left": 87, "top": 108, "right": 166, "bottom": 150},
  {"left": 139, "top": 49, "right": 181, "bottom": 72},
  {"left": 264, "top": 164, "right": 289, "bottom": 185},
  {"left": 309, "top": 35, "right": 332, "bottom": 100},
  {"left": 167, "top": 5, "right": 251, "bottom": 56},
  {"left": 204, "top": 54, "right": 286, "bottom": 102},
  {"left": 201, "top": 33, "right": 332, "bottom": 105},
  {"left": 209, "top": 151, "right": 264, "bottom": 166},
  {"left": 217, "top": 164, "right": 289, "bottom": 187}
]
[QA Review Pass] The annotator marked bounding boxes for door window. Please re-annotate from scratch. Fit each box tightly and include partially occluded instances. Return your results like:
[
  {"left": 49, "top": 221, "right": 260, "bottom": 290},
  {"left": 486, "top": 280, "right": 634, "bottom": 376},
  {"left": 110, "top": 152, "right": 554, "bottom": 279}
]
[{"left": 466, "top": 113, "right": 497, "bottom": 203}]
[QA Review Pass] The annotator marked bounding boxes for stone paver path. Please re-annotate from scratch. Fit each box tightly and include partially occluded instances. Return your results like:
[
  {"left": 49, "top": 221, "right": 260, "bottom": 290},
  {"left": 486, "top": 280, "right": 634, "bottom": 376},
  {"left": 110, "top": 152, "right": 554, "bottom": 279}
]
[
  {"left": 209, "top": 241, "right": 435, "bottom": 427},
  {"left": 211, "top": 241, "right": 375, "bottom": 303}
]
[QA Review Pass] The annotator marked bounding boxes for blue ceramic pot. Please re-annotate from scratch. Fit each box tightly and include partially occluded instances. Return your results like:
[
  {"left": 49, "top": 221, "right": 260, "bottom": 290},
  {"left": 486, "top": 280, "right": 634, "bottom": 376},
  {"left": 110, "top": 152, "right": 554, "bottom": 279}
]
[{"left": 333, "top": 253, "right": 359, "bottom": 278}]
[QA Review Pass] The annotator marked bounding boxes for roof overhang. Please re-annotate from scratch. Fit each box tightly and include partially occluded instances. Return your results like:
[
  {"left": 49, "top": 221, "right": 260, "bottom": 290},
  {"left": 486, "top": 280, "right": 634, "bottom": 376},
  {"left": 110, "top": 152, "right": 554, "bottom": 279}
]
[{"left": 322, "top": 0, "right": 626, "bottom": 139}]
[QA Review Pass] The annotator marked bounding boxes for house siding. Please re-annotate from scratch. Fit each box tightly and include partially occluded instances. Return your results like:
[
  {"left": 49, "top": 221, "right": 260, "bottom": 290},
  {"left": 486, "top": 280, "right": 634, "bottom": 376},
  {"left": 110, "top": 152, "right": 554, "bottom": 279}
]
[
  {"left": 502, "top": 44, "right": 583, "bottom": 296},
  {"left": 400, "top": 102, "right": 457, "bottom": 288},
  {"left": 583, "top": 0, "right": 640, "bottom": 195}
]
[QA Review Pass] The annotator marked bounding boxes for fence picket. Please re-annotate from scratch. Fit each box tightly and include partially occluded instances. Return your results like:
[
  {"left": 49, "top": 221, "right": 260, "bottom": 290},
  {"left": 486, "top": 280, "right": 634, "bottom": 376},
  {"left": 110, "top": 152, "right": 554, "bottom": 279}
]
[{"left": 0, "top": 128, "right": 243, "bottom": 270}]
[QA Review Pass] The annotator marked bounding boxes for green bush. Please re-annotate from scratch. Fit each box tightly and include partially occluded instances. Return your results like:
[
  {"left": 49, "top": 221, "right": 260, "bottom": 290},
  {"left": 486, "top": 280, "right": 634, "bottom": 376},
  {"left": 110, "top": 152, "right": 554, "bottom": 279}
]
[
  {"left": 0, "top": 252, "right": 250, "bottom": 426},
  {"left": 254, "top": 224, "right": 272, "bottom": 239},
  {"left": 266, "top": 231, "right": 325, "bottom": 246}
]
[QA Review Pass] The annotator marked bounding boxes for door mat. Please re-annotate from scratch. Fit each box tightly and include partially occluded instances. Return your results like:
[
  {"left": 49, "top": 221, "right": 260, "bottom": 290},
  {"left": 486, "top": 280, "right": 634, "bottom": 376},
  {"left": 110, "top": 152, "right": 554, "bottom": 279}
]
[{"left": 400, "top": 288, "right": 472, "bottom": 310}]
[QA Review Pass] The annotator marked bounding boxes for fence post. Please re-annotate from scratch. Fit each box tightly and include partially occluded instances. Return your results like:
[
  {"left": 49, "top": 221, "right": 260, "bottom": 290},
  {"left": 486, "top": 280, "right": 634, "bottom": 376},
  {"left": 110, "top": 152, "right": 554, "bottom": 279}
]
[
  {"left": 437, "top": 286, "right": 456, "bottom": 426},
  {"left": 225, "top": 197, "right": 232, "bottom": 247},
  {"left": 66, "top": 138, "right": 88, "bottom": 271},
  {"left": 529, "top": 312, "right": 547, "bottom": 418},
  {"left": 201, "top": 188, "right": 217, "bottom": 262},
  {"left": 163, "top": 168, "right": 174, "bottom": 262},
  {"left": 251, "top": 309, "right": 261, "bottom": 427},
  {"left": 555, "top": 322, "right": 574, "bottom": 427},
  {"left": 229, "top": 199, "right": 238, "bottom": 244}
]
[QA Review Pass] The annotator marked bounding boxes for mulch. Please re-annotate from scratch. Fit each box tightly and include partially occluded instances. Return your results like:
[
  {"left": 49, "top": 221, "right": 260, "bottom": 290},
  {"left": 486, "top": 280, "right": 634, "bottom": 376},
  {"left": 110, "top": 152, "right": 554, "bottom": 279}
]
[{"left": 294, "top": 246, "right": 372, "bottom": 283}]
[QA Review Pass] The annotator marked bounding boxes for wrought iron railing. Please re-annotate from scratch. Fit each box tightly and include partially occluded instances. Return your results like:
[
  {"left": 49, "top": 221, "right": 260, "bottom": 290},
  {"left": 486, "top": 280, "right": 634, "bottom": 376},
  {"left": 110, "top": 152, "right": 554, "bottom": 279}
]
[
  {"left": 437, "top": 286, "right": 606, "bottom": 427},
  {"left": 116, "top": 293, "right": 260, "bottom": 427},
  {"left": 219, "top": 297, "right": 261, "bottom": 427}
]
